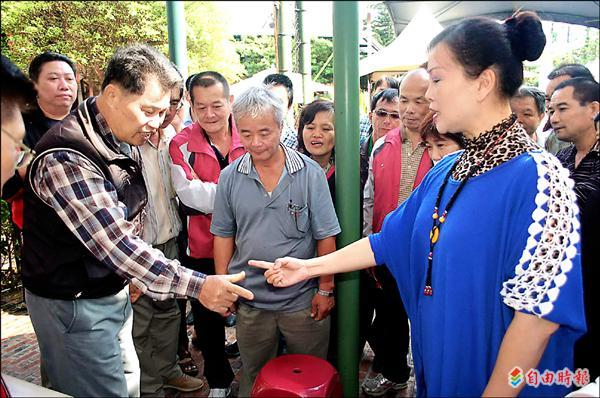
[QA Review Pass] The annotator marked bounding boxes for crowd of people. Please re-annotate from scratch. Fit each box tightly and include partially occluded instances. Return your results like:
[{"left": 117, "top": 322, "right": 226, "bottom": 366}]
[{"left": 0, "top": 8, "right": 598, "bottom": 398}]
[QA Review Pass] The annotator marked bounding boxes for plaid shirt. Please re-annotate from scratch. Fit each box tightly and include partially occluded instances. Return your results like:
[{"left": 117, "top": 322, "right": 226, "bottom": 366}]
[
  {"left": 31, "top": 101, "right": 205, "bottom": 301},
  {"left": 359, "top": 114, "right": 372, "bottom": 146},
  {"left": 280, "top": 121, "right": 298, "bottom": 150}
]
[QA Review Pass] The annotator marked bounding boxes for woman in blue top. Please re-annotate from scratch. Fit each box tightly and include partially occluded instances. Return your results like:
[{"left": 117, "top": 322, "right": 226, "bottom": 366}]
[{"left": 251, "top": 11, "right": 587, "bottom": 397}]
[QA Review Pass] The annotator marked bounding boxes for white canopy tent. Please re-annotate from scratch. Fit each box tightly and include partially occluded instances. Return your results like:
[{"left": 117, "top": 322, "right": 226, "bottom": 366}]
[
  {"left": 230, "top": 67, "right": 333, "bottom": 103},
  {"left": 359, "top": 7, "right": 443, "bottom": 78}
]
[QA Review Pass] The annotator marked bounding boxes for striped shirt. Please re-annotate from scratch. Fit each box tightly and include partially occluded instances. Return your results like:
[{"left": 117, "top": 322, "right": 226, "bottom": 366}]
[
  {"left": 556, "top": 139, "right": 600, "bottom": 206},
  {"left": 30, "top": 103, "right": 205, "bottom": 301}
]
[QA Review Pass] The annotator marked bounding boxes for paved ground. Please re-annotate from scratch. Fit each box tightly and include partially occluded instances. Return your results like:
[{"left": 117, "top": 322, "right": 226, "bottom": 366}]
[{"left": 1, "top": 290, "right": 414, "bottom": 397}]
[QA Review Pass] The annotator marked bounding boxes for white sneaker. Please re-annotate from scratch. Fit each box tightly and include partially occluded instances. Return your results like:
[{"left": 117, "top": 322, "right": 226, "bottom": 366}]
[{"left": 208, "top": 387, "right": 231, "bottom": 398}]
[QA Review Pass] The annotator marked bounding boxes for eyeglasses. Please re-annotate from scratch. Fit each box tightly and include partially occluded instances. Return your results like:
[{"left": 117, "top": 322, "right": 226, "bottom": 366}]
[
  {"left": 374, "top": 109, "right": 401, "bottom": 119},
  {"left": 1, "top": 127, "right": 35, "bottom": 169},
  {"left": 170, "top": 99, "right": 184, "bottom": 110}
]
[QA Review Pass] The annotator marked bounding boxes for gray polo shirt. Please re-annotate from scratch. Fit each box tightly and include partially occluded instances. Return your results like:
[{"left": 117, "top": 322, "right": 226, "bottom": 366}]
[{"left": 210, "top": 145, "right": 341, "bottom": 311}]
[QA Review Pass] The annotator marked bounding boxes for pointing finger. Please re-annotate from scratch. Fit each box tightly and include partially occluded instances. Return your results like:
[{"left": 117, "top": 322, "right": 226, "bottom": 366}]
[
  {"left": 223, "top": 271, "right": 246, "bottom": 284},
  {"left": 227, "top": 283, "right": 254, "bottom": 301},
  {"left": 248, "top": 260, "right": 274, "bottom": 270}
]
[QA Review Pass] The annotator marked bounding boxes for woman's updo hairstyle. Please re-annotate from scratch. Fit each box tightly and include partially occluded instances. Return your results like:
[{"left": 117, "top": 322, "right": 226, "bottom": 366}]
[{"left": 428, "top": 11, "right": 546, "bottom": 98}]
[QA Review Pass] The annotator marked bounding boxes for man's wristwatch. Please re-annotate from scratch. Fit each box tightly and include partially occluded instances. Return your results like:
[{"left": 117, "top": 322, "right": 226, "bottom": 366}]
[{"left": 317, "top": 288, "right": 335, "bottom": 297}]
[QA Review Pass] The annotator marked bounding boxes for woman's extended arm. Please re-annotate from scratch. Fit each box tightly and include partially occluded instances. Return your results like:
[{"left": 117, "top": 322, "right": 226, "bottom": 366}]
[{"left": 250, "top": 237, "right": 376, "bottom": 287}]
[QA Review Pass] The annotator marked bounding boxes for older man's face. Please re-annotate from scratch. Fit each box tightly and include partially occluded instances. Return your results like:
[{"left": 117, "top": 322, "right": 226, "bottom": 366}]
[
  {"left": 192, "top": 82, "right": 233, "bottom": 136},
  {"left": 237, "top": 111, "right": 282, "bottom": 163},
  {"left": 510, "top": 96, "right": 544, "bottom": 136},
  {"left": 107, "top": 76, "right": 170, "bottom": 146}
]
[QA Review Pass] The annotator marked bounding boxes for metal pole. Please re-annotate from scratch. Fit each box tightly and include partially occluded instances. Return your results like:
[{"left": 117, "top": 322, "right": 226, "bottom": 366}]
[
  {"left": 333, "top": 2, "right": 360, "bottom": 396},
  {"left": 166, "top": 1, "right": 188, "bottom": 78},
  {"left": 277, "top": 1, "right": 292, "bottom": 74},
  {"left": 296, "top": 1, "right": 312, "bottom": 103}
]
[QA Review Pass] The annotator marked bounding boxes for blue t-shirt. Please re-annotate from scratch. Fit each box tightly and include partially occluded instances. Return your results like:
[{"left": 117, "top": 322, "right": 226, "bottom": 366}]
[{"left": 369, "top": 150, "right": 586, "bottom": 397}]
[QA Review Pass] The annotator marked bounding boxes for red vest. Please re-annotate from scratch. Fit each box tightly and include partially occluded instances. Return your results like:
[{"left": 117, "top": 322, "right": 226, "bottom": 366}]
[
  {"left": 372, "top": 127, "right": 431, "bottom": 233},
  {"left": 169, "top": 117, "right": 246, "bottom": 258}
]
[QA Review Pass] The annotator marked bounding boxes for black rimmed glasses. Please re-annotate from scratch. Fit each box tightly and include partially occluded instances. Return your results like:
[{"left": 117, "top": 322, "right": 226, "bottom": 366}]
[
  {"left": 374, "top": 109, "right": 401, "bottom": 120},
  {"left": 170, "top": 98, "right": 184, "bottom": 111},
  {"left": 1, "top": 127, "right": 35, "bottom": 169}
]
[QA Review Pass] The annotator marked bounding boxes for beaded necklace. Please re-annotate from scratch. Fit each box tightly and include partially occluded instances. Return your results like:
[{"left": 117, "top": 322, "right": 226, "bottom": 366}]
[{"left": 424, "top": 126, "right": 510, "bottom": 296}]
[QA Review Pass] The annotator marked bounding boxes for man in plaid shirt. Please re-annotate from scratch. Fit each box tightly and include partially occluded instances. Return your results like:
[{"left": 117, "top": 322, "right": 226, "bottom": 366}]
[{"left": 21, "top": 44, "right": 253, "bottom": 397}]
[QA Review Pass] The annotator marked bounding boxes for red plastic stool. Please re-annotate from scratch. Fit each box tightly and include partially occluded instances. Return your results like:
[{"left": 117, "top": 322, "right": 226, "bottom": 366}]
[{"left": 251, "top": 354, "right": 343, "bottom": 397}]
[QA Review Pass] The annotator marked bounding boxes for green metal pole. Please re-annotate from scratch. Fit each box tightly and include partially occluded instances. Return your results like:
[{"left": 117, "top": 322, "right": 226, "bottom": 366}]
[
  {"left": 296, "top": 1, "right": 312, "bottom": 103},
  {"left": 166, "top": 0, "right": 188, "bottom": 77},
  {"left": 277, "top": 1, "right": 292, "bottom": 74},
  {"left": 333, "top": 2, "right": 360, "bottom": 396}
]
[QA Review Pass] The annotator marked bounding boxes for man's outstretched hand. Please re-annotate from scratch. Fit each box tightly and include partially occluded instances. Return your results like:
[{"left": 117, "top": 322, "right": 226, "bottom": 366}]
[
  {"left": 199, "top": 271, "right": 253, "bottom": 316},
  {"left": 249, "top": 257, "right": 310, "bottom": 287}
]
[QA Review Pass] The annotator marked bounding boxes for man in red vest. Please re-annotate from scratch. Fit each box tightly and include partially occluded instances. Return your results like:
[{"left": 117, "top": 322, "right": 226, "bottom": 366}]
[
  {"left": 361, "top": 68, "right": 432, "bottom": 396},
  {"left": 169, "top": 71, "right": 246, "bottom": 398}
]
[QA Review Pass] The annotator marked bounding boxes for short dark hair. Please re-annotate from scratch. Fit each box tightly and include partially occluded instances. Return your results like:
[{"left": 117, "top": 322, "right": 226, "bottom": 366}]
[
  {"left": 373, "top": 76, "right": 400, "bottom": 93},
  {"left": 419, "top": 110, "right": 465, "bottom": 148},
  {"left": 554, "top": 77, "right": 600, "bottom": 106},
  {"left": 513, "top": 86, "right": 546, "bottom": 114},
  {"left": 185, "top": 73, "right": 198, "bottom": 92},
  {"left": 101, "top": 44, "right": 181, "bottom": 96},
  {"left": 429, "top": 11, "right": 546, "bottom": 98},
  {"left": 547, "top": 63, "right": 594, "bottom": 81},
  {"left": 370, "top": 88, "right": 399, "bottom": 112},
  {"left": 297, "top": 99, "right": 334, "bottom": 156},
  {"left": 1, "top": 55, "right": 36, "bottom": 121},
  {"left": 189, "top": 71, "right": 230, "bottom": 104},
  {"left": 169, "top": 62, "right": 184, "bottom": 101},
  {"left": 263, "top": 73, "right": 294, "bottom": 108},
  {"left": 28, "top": 51, "right": 77, "bottom": 82}
]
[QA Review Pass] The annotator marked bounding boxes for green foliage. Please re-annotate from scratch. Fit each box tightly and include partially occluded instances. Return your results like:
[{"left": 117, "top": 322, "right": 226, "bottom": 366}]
[
  {"left": 370, "top": 2, "right": 395, "bottom": 47},
  {"left": 553, "top": 28, "right": 599, "bottom": 67},
  {"left": 523, "top": 63, "right": 540, "bottom": 87},
  {"left": 234, "top": 35, "right": 276, "bottom": 78},
  {"left": 1, "top": 1, "right": 168, "bottom": 92},
  {"left": 311, "top": 38, "right": 333, "bottom": 84},
  {"left": 184, "top": 2, "right": 244, "bottom": 83},
  {"left": 1, "top": 1, "right": 246, "bottom": 91},
  {"left": 233, "top": 35, "right": 334, "bottom": 85},
  {"left": 1, "top": 199, "right": 22, "bottom": 291}
]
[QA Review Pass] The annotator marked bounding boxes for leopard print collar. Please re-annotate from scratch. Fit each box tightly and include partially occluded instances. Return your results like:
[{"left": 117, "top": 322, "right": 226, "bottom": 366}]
[{"left": 452, "top": 114, "right": 539, "bottom": 180}]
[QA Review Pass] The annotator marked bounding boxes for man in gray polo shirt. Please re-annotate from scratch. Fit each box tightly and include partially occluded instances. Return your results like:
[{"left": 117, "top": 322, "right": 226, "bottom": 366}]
[{"left": 211, "top": 86, "right": 341, "bottom": 396}]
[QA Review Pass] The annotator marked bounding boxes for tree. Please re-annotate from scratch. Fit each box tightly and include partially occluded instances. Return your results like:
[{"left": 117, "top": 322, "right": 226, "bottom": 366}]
[
  {"left": 184, "top": 1, "right": 245, "bottom": 83},
  {"left": 552, "top": 27, "right": 599, "bottom": 68},
  {"left": 233, "top": 35, "right": 334, "bottom": 85},
  {"left": 369, "top": 2, "right": 395, "bottom": 47},
  {"left": 234, "top": 35, "right": 276, "bottom": 79},
  {"left": 311, "top": 38, "right": 333, "bottom": 84},
  {"left": 1, "top": 1, "right": 168, "bottom": 93},
  {"left": 523, "top": 63, "right": 540, "bottom": 87},
  {"left": 1, "top": 1, "right": 245, "bottom": 91}
]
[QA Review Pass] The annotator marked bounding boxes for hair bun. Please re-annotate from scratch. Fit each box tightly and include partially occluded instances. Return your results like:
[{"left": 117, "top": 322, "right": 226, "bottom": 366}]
[{"left": 504, "top": 11, "right": 546, "bottom": 62}]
